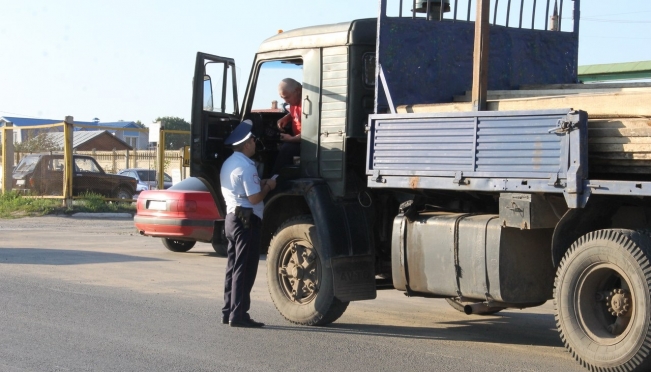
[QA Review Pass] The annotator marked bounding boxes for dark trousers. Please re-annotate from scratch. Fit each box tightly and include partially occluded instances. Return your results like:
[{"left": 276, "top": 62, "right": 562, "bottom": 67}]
[
  {"left": 272, "top": 142, "right": 301, "bottom": 175},
  {"left": 222, "top": 212, "right": 261, "bottom": 322}
]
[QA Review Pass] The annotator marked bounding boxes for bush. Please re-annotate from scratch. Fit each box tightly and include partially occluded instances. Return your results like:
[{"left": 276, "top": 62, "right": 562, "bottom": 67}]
[{"left": 0, "top": 191, "right": 135, "bottom": 218}]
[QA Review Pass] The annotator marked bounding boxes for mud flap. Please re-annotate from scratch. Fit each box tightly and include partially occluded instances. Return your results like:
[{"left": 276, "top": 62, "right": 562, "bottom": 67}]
[{"left": 331, "top": 255, "right": 377, "bottom": 302}]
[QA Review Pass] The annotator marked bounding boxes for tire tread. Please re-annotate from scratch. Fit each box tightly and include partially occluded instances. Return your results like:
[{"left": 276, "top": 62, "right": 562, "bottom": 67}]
[
  {"left": 268, "top": 215, "right": 349, "bottom": 326},
  {"left": 554, "top": 229, "right": 651, "bottom": 372}
]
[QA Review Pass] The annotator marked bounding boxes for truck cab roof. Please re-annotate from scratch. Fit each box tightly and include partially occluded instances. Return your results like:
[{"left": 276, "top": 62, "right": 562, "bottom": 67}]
[{"left": 257, "top": 18, "right": 376, "bottom": 53}]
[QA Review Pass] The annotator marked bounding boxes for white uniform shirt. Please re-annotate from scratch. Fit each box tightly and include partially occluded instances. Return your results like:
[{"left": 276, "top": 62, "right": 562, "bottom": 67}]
[{"left": 220, "top": 151, "right": 264, "bottom": 219}]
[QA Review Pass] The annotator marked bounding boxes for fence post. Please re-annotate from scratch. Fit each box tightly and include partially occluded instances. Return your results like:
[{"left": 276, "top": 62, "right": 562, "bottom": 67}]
[
  {"left": 157, "top": 126, "right": 165, "bottom": 190},
  {"left": 1, "top": 122, "right": 14, "bottom": 194},
  {"left": 63, "top": 116, "right": 74, "bottom": 207},
  {"left": 125, "top": 149, "right": 130, "bottom": 169},
  {"left": 112, "top": 148, "right": 117, "bottom": 173}
]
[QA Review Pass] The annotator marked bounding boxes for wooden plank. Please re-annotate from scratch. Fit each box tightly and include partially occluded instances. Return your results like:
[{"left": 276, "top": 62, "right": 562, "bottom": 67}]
[
  {"left": 589, "top": 118, "right": 651, "bottom": 129},
  {"left": 589, "top": 128, "right": 651, "bottom": 138},
  {"left": 590, "top": 152, "right": 651, "bottom": 160},
  {"left": 471, "top": 0, "right": 491, "bottom": 111},
  {"left": 398, "top": 92, "right": 651, "bottom": 117},
  {"left": 591, "top": 159, "right": 651, "bottom": 166},
  {"left": 521, "top": 82, "right": 651, "bottom": 90},
  {"left": 589, "top": 143, "right": 651, "bottom": 152},
  {"left": 589, "top": 165, "right": 651, "bottom": 174},
  {"left": 454, "top": 87, "right": 651, "bottom": 102},
  {"left": 589, "top": 137, "right": 651, "bottom": 144}
]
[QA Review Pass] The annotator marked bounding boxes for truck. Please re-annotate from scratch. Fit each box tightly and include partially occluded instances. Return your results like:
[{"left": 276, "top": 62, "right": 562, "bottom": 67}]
[{"left": 188, "top": 0, "right": 651, "bottom": 370}]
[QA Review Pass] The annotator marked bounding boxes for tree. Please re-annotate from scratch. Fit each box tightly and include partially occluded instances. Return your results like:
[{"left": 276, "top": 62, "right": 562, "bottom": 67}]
[
  {"left": 155, "top": 116, "right": 191, "bottom": 150},
  {"left": 133, "top": 120, "right": 147, "bottom": 129},
  {"left": 15, "top": 133, "right": 61, "bottom": 153}
]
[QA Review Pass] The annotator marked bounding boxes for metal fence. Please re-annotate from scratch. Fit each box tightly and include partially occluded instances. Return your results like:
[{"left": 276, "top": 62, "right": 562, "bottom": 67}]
[
  {"left": 386, "top": 0, "right": 579, "bottom": 32},
  {"left": 0, "top": 116, "right": 190, "bottom": 206}
]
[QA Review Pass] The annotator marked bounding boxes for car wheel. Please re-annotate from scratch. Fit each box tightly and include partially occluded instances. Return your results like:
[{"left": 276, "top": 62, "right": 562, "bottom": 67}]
[
  {"left": 162, "top": 238, "right": 196, "bottom": 252},
  {"left": 267, "top": 215, "right": 349, "bottom": 326},
  {"left": 212, "top": 241, "right": 227, "bottom": 257},
  {"left": 555, "top": 229, "right": 651, "bottom": 372},
  {"left": 115, "top": 187, "right": 133, "bottom": 200}
]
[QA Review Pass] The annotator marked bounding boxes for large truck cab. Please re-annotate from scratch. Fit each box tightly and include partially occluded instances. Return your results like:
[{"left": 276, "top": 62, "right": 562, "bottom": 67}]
[{"left": 190, "top": 18, "right": 381, "bottom": 326}]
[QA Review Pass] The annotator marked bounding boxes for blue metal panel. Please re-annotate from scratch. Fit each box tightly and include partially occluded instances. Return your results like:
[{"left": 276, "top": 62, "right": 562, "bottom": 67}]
[
  {"left": 369, "top": 109, "right": 569, "bottom": 178},
  {"left": 375, "top": 17, "right": 578, "bottom": 112},
  {"left": 367, "top": 109, "right": 594, "bottom": 208},
  {"left": 475, "top": 115, "right": 564, "bottom": 175},
  {"left": 372, "top": 116, "right": 475, "bottom": 172}
]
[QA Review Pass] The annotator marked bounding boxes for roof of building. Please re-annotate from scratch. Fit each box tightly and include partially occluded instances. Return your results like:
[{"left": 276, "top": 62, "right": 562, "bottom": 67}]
[
  {"left": 0, "top": 116, "right": 140, "bottom": 129},
  {"left": 42, "top": 130, "right": 132, "bottom": 150}
]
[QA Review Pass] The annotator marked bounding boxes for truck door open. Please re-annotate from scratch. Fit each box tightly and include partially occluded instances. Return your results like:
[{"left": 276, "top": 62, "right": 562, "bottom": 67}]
[{"left": 190, "top": 52, "right": 240, "bottom": 216}]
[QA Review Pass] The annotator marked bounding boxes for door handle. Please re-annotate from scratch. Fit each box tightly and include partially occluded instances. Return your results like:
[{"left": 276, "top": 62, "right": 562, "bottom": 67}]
[{"left": 303, "top": 95, "right": 311, "bottom": 119}]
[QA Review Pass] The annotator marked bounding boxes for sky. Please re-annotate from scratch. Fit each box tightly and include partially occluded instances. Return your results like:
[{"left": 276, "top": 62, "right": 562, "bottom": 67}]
[{"left": 1, "top": 0, "right": 649, "bottom": 125}]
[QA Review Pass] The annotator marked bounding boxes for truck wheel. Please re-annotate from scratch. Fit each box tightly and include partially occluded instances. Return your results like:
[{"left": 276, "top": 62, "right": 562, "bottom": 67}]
[
  {"left": 444, "top": 298, "right": 504, "bottom": 315},
  {"left": 115, "top": 187, "right": 132, "bottom": 200},
  {"left": 267, "top": 215, "right": 349, "bottom": 326},
  {"left": 555, "top": 229, "right": 651, "bottom": 372},
  {"left": 162, "top": 238, "right": 196, "bottom": 252}
]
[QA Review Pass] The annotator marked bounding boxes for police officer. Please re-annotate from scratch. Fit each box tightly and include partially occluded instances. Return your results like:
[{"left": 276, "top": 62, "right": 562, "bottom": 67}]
[{"left": 220, "top": 120, "right": 276, "bottom": 328}]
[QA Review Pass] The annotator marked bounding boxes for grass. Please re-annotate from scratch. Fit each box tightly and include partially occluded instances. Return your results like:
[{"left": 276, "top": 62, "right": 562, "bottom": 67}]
[{"left": 0, "top": 191, "right": 136, "bottom": 219}]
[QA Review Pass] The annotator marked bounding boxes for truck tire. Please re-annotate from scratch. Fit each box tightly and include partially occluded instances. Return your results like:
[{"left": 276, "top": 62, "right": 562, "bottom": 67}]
[
  {"left": 115, "top": 186, "right": 133, "bottom": 200},
  {"left": 162, "top": 238, "right": 196, "bottom": 252},
  {"left": 444, "top": 298, "right": 504, "bottom": 315},
  {"left": 267, "top": 215, "right": 349, "bottom": 326},
  {"left": 555, "top": 229, "right": 651, "bottom": 372}
]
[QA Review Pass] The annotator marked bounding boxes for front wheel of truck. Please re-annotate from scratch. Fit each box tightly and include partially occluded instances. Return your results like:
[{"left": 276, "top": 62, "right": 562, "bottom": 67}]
[
  {"left": 267, "top": 215, "right": 349, "bottom": 326},
  {"left": 555, "top": 229, "right": 651, "bottom": 372}
]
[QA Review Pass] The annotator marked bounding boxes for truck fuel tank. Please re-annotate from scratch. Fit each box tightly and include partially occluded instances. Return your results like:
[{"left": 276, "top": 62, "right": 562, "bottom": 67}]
[{"left": 391, "top": 213, "right": 555, "bottom": 304}]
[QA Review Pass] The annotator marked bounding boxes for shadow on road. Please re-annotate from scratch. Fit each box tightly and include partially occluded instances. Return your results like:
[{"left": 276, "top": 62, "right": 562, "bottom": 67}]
[
  {"left": 0, "top": 247, "right": 168, "bottom": 265},
  {"left": 187, "top": 251, "right": 269, "bottom": 262},
  {"left": 266, "top": 312, "right": 562, "bottom": 348}
]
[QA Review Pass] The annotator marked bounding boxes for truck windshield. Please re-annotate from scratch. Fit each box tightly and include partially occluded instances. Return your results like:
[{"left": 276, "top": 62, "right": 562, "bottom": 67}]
[{"left": 14, "top": 157, "right": 39, "bottom": 172}]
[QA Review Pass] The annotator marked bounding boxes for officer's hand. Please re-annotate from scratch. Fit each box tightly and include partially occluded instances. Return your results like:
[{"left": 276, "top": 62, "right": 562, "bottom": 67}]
[{"left": 265, "top": 179, "right": 277, "bottom": 190}]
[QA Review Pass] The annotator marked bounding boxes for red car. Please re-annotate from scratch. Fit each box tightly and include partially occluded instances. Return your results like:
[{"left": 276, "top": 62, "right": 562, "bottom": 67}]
[{"left": 134, "top": 177, "right": 227, "bottom": 256}]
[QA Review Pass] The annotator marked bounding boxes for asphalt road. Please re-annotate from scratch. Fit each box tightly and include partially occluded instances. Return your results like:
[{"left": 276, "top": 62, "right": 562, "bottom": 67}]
[{"left": 0, "top": 216, "right": 585, "bottom": 372}]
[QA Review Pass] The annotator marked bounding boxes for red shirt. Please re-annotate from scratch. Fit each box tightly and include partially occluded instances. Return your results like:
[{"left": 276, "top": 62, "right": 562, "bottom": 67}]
[{"left": 289, "top": 105, "right": 302, "bottom": 135}]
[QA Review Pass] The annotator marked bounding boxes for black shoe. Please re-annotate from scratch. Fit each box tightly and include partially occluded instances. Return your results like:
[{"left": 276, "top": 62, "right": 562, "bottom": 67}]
[
  {"left": 221, "top": 316, "right": 229, "bottom": 325},
  {"left": 229, "top": 318, "right": 265, "bottom": 328}
]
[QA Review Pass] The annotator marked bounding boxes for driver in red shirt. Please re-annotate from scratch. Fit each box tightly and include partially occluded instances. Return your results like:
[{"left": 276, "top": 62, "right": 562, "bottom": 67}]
[{"left": 272, "top": 78, "right": 302, "bottom": 175}]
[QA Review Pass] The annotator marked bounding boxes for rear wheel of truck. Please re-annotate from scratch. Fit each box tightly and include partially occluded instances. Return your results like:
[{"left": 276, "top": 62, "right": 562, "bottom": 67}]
[
  {"left": 267, "top": 215, "right": 349, "bottom": 326},
  {"left": 162, "top": 238, "right": 196, "bottom": 252},
  {"left": 555, "top": 229, "right": 651, "bottom": 372}
]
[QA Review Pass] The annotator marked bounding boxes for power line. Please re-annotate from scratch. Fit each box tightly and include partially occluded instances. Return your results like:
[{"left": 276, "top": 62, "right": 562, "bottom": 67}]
[
  {"left": 0, "top": 110, "right": 43, "bottom": 118},
  {"left": 580, "top": 10, "right": 651, "bottom": 18},
  {"left": 580, "top": 18, "right": 651, "bottom": 24},
  {"left": 582, "top": 35, "right": 651, "bottom": 40}
]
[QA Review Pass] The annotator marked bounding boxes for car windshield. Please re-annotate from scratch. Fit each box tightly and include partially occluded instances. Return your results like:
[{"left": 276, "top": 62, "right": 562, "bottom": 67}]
[
  {"left": 14, "top": 157, "right": 40, "bottom": 172},
  {"left": 137, "top": 170, "right": 172, "bottom": 182}
]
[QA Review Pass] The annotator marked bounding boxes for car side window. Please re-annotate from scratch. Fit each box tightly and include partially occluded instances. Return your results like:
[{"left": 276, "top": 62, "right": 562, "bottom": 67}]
[
  {"left": 74, "top": 158, "right": 100, "bottom": 173},
  {"left": 50, "top": 159, "right": 64, "bottom": 171}
]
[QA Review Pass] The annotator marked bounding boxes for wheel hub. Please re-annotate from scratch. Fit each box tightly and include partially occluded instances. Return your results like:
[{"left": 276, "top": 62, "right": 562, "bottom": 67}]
[
  {"left": 606, "top": 289, "right": 631, "bottom": 317},
  {"left": 278, "top": 242, "right": 319, "bottom": 304}
]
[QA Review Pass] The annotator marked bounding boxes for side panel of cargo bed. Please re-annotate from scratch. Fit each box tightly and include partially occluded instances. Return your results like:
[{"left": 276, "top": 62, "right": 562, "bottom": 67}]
[{"left": 366, "top": 109, "right": 591, "bottom": 207}]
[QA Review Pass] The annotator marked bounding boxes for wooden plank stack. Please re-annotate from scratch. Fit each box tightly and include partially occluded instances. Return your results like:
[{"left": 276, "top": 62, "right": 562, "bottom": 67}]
[{"left": 396, "top": 83, "right": 651, "bottom": 176}]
